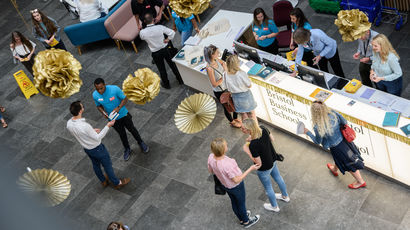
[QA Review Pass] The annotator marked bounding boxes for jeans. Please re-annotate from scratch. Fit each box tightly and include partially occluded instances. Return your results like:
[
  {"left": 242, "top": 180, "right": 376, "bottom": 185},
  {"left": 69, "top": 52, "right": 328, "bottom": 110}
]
[
  {"left": 376, "top": 77, "right": 402, "bottom": 96},
  {"left": 152, "top": 47, "right": 183, "bottom": 87},
  {"left": 318, "top": 49, "right": 345, "bottom": 78},
  {"left": 224, "top": 181, "right": 249, "bottom": 222},
  {"left": 213, "top": 91, "right": 238, "bottom": 122},
  {"left": 84, "top": 143, "right": 120, "bottom": 185},
  {"left": 359, "top": 62, "right": 372, "bottom": 87},
  {"left": 257, "top": 162, "right": 288, "bottom": 208},
  {"left": 180, "top": 27, "right": 193, "bottom": 46},
  {"left": 113, "top": 113, "right": 143, "bottom": 150}
]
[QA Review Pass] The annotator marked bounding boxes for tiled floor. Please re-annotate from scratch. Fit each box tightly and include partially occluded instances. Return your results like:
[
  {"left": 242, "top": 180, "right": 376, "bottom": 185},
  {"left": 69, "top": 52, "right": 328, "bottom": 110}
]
[{"left": 0, "top": 0, "right": 409, "bottom": 229}]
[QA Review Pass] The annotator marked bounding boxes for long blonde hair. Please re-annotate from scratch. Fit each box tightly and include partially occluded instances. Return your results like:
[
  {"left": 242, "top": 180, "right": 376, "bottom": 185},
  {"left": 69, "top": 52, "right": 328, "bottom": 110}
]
[
  {"left": 372, "top": 34, "right": 399, "bottom": 62},
  {"left": 226, "top": 54, "right": 241, "bottom": 74},
  {"left": 310, "top": 101, "right": 336, "bottom": 137},
  {"left": 242, "top": 118, "right": 262, "bottom": 140}
]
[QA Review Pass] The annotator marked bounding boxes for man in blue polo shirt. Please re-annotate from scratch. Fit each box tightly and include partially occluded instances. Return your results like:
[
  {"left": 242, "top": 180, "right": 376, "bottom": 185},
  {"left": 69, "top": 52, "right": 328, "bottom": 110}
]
[{"left": 93, "top": 78, "right": 149, "bottom": 161}]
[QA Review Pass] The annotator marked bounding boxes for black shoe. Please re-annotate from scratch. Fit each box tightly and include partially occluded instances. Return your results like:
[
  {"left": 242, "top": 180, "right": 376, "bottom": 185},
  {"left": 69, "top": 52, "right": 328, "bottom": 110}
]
[
  {"left": 161, "top": 83, "right": 171, "bottom": 89},
  {"left": 139, "top": 141, "right": 150, "bottom": 154},
  {"left": 123, "top": 148, "right": 131, "bottom": 161},
  {"left": 243, "top": 215, "right": 260, "bottom": 228}
]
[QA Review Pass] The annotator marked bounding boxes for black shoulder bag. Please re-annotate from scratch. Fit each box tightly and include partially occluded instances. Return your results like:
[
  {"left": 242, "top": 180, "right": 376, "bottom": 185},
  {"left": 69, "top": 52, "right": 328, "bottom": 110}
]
[{"left": 261, "top": 126, "right": 284, "bottom": 162}]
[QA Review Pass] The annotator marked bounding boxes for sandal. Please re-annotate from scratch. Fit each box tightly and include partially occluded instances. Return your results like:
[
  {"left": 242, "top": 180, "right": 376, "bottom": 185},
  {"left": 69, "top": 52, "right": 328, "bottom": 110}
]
[
  {"left": 2, "top": 122, "right": 7, "bottom": 128},
  {"left": 327, "top": 163, "right": 338, "bottom": 176},
  {"left": 230, "top": 120, "right": 242, "bottom": 128}
]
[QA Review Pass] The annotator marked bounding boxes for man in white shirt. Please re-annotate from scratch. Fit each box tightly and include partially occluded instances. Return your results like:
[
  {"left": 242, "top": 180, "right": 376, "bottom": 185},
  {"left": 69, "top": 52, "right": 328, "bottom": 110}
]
[
  {"left": 139, "top": 13, "right": 183, "bottom": 89},
  {"left": 66, "top": 100, "right": 130, "bottom": 189}
]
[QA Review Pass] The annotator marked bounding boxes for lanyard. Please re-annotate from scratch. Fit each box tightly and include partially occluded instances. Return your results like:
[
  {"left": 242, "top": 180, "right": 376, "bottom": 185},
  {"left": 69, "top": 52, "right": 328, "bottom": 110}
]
[{"left": 363, "top": 31, "right": 371, "bottom": 57}]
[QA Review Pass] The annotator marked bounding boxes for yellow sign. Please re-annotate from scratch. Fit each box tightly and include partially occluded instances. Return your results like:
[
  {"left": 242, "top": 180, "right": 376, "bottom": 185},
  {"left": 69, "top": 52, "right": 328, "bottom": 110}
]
[{"left": 13, "top": 70, "right": 39, "bottom": 99}]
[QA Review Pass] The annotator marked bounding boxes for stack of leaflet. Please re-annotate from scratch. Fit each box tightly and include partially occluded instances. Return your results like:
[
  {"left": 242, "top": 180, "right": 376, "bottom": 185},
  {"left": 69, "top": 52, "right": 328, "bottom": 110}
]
[
  {"left": 246, "top": 62, "right": 275, "bottom": 79},
  {"left": 382, "top": 112, "right": 400, "bottom": 127}
]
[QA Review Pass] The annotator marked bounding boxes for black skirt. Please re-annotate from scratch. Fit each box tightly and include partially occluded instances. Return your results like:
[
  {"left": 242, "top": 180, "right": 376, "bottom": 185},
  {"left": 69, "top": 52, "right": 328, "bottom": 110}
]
[{"left": 329, "top": 139, "right": 364, "bottom": 174}]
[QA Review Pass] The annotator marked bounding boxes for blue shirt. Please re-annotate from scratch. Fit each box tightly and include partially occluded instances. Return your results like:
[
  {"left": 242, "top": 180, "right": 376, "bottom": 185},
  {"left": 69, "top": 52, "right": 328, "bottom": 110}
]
[
  {"left": 306, "top": 111, "right": 346, "bottom": 149},
  {"left": 295, "top": 29, "right": 337, "bottom": 69},
  {"left": 93, "top": 85, "right": 128, "bottom": 119},
  {"left": 371, "top": 52, "right": 402, "bottom": 81},
  {"left": 252, "top": 19, "right": 279, "bottom": 47},
  {"left": 291, "top": 21, "right": 312, "bottom": 32},
  {"left": 172, "top": 11, "right": 194, "bottom": 32}
]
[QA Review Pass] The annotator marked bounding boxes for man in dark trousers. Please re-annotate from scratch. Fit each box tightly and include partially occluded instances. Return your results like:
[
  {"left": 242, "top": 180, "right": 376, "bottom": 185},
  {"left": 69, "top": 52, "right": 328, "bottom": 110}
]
[
  {"left": 93, "top": 78, "right": 149, "bottom": 161},
  {"left": 140, "top": 13, "right": 184, "bottom": 89},
  {"left": 66, "top": 101, "right": 130, "bottom": 189},
  {"left": 131, "top": 0, "right": 164, "bottom": 30}
]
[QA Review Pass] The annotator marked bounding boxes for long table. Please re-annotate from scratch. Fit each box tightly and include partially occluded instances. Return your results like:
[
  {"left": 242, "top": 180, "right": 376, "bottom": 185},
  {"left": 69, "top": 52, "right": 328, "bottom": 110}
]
[{"left": 172, "top": 10, "right": 410, "bottom": 186}]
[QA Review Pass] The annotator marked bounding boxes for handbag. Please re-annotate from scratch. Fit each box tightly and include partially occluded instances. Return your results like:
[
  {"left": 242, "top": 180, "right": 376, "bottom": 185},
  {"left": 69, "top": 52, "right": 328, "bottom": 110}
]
[
  {"left": 213, "top": 67, "right": 236, "bottom": 113},
  {"left": 213, "top": 175, "right": 226, "bottom": 195},
  {"left": 261, "top": 126, "right": 284, "bottom": 162},
  {"left": 340, "top": 124, "right": 356, "bottom": 143}
]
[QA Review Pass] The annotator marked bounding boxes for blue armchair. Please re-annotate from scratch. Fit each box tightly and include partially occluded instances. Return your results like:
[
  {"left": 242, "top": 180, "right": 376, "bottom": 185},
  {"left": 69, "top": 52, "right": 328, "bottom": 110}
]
[{"left": 64, "top": 0, "right": 127, "bottom": 55}]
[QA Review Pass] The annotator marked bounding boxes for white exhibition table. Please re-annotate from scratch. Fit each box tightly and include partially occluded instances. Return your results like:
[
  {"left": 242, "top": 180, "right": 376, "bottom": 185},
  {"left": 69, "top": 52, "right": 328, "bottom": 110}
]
[{"left": 172, "top": 10, "right": 410, "bottom": 186}]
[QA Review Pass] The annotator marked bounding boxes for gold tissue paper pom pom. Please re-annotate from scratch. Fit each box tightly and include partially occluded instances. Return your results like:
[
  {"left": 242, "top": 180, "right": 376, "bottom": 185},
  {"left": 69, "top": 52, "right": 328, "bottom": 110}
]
[
  {"left": 174, "top": 93, "right": 216, "bottom": 134},
  {"left": 335, "top": 9, "right": 371, "bottom": 42},
  {"left": 32, "top": 48, "right": 82, "bottom": 98},
  {"left": 169, "top": 0, "right": 211, "bottom": 18},
  {"left": 17, "top": 168, "right": 71, "bottom": 207},
  {"left": 122, "top": 68, "right": 161, "bottom": 105}
]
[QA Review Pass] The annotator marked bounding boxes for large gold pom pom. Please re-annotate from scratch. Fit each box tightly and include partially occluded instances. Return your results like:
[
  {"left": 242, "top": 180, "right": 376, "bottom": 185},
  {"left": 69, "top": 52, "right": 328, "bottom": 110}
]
[
  {"left": 169, "top": 0, "right": 211, "bottom": 18},
  {"left": 122, "top": 68, "right": 161, "bottom": 105},
  {"left": 335, "top": 9, "right": 372, "bottom": 42},
  {"left": 32, "top": 49, "right": 82, "bottom": 98}
]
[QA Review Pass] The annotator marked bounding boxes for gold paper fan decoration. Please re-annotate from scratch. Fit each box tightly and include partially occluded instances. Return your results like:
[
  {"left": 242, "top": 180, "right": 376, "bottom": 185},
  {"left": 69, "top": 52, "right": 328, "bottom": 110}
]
[
  {"left": 33, "top": 48, "right": 82, "bottom": 98},
  {"left": 122, "top": 68, "right": 161, "bottom": 105},
  {"left": 17, "top": 168, "right": 71, "bottom": 207},
  {"left": 335, "top": 9, "right": 372, "bottom": 42},
  {"left": 169, "top": 0, "right": 211, "bottom": 18},
  {"left": 174, "top": 93, "right": 216, "bottom": 134}
]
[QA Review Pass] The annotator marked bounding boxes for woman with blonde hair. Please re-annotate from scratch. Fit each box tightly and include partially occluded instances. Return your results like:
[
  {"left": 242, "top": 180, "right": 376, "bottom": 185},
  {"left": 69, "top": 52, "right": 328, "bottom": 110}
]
[
  {"left": 204, "top": 45, "right": 241, "bottom": 128},
  {"left": 370, "top": 34, "right": 403, "bottom": 96},
  {"left": 207, "top": 137, "right": 260, "bottom": 228},
  {"left": 304, "top": 101, "right": 366, "bottom": 189},
  {"left": 77, "top": 0, "right": 106, "bottom": 23},
  {"left": 242, "top": 119, "right": 289, "bottom": 212},
  {"left": 31, "top": 9, "right": 66, "bottom": 50},
  {"left": 225, "top": 55, "right": 257, "bottom": 121}
]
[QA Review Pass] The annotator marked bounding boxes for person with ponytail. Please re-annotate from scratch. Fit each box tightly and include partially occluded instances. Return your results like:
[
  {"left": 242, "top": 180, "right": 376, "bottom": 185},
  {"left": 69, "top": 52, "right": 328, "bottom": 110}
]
[
  {"left": 10, "top": 31, "right": 36, "bottom": 76},
  {"left": 304, "top": 101, "right": 366, "bottom": 189},
  {"left": 204, "top": 45, "right": 241, "bottom": 128},
  {"left": 31, "top": 9, "right": 67, "bottom": 50}
]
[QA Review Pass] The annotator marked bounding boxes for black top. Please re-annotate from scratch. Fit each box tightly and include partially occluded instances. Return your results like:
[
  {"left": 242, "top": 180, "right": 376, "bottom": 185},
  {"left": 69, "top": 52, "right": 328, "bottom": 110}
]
[
  {"left": 131, "top": 0, "right": 163, "bottom": 20},
  {"left": 249, "top": 126, "right": 276, "bottom": 171}
]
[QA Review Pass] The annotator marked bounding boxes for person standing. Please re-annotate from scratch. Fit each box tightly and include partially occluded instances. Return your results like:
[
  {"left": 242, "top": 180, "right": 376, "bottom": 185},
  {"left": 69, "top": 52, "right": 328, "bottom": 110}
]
[
  {"left": 289, "top": 8, "right": 315, "bottom": 68},
  {"left": 0, "top": 106, "right": 7, "bottom": 128},
  {"left": 242, "top": 119, "right": 289, "bottom": 212},
  {"left": 93, "top": 78, "right": 149, "bottom": 161},
  {"left": 204, "top": 45, "right": 241, "bottom": 128},
  {"left": 252, "top": 8, "right": 279, "bottom": 55},
  {"left": 207, "top": 138, "right": 261, "bottom": 228},
  {"left": 131, "top": 0, "right": 164, "bottom": 30},
  {"left": 139, "top": 13, "right": 183, "bottom": 89},
  {"left": 304, "top": 101, "right": 366, "bottom": 189},
  {"left": 171, "top": 10, "right": 200, "bottom": 46},
  {"left": 76, "top": 0, "right": 107, "bottom": 23},
  {"left": 31, "top": 9, "right": 67, "bottom": 50},
  {"left": 352, "top": 29, "right": 379, "bottom": 87},
  {"left": 370, "top": 34, "right": 403, "bottom": 96},
  {"left": 225, "top": 55, "right": 257, "bottom": 121},
  {"left": 66, "top": 101, "right": 130, "bottom": 189},
  {"left": 10, "top": 31, "right": 36, "bottom": 77},
  {"left": 292, "top": 28, "right": 345, "bottom": 78}
]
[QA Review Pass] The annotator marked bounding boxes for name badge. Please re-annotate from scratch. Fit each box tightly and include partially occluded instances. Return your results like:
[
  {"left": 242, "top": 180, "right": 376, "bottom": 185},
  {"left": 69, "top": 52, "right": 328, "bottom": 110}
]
[
  {"left": 109, "top": 96, "right": 115, "bottom": 101},
  {"left": 263, "top": 27, "right": 269, "bottom": 31},
  {"left": 254, "top": 28, "right": 258, "bottom": 31},
  {"left": 98, "top": 98, "right": 104, "bottom": 101}
]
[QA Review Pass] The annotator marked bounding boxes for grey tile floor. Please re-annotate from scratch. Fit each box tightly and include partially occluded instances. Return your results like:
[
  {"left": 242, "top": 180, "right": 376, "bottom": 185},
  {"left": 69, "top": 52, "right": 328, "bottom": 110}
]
[{"left": 1, "top": 0, "right": 409, "bottom": 229}]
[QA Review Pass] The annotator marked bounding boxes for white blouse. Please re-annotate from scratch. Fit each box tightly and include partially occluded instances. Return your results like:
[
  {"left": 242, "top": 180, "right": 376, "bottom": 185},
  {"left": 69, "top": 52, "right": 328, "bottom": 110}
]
[
  {"left": 77, "top": 0, "right": 105, "bottom": 23},
  {"left": 11, "top": 41, "right": 36, "bottom": 57}
]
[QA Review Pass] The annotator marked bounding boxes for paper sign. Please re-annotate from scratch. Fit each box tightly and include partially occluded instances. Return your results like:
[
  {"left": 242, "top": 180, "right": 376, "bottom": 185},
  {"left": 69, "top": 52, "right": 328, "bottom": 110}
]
[{"left": 13, "top": 70, "right": 39, "bottom": 99}]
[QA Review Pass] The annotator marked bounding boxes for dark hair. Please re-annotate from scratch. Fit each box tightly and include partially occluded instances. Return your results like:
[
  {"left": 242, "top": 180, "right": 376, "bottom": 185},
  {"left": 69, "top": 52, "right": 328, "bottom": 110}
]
[
  {"left": 144, "top": 13, "right": 154, "bottom": 24},
  {"left": 253, "top": 8, "right": 270, "bottom": 27},
  {"left": 31, "top": 9, "right": 57, "bottom": 38},
  {"left": 293, "top": 28, "right": 311, "bottom": 44},
  {"left": 204, "top": 44, "right": 218, "bottom": 64},
  {"left": 10, "top": 31, "right": 33, "bottom": 52},
  {"left": 94, "top": 78, "right": 105, "bottom": 85},
  {"left": 107, "top": 222, "right": 125, "bottom": 230},
  {"left": 290, "top": 8, "right": 308, "bottom": 29},
  {"left": 70, "top": 100, "right": 82, "bottom": 116}
]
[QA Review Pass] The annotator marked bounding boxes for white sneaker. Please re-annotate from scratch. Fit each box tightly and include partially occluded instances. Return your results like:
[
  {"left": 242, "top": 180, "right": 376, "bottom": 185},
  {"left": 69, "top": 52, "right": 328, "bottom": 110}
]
[
  {"left": 263, "top": 203, "right": 280, "bottom": 212},
  {"left": 275, "top": 193, "right": 290, "bottom": 202}
]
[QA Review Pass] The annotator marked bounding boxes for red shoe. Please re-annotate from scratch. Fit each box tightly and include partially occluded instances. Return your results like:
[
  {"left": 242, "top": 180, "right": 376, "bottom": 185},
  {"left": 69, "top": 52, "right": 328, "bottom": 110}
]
[
  {"left": 327, "top": 163, "right": 338, "bottom": 176},
  {"left": 348, "top": 182, "right": 366, "bottom": 189}
]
